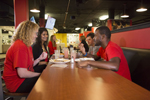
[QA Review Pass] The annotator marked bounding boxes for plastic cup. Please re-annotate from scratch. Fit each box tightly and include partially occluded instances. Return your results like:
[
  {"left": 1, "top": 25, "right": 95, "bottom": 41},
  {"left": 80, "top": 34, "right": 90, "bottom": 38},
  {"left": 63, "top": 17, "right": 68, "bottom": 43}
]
[
  {"left": 64, "top": 48, "right": 69, "bottom": 58},
  {"left": 71, "top": 50, "right": 76, "bottom": 60},
  {"left": 55, "top": 50, "right": 60, "bottom": 59}
]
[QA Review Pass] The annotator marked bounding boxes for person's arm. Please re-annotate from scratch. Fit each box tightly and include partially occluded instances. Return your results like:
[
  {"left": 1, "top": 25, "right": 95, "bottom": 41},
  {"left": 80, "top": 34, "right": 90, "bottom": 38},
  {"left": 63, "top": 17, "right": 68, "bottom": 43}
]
[
  {"left": 17, "top": 68, "right": 40, "bottom": 78},
  {"left": 78, "top": 57, "right": 120, "bottom": 71},
  {"left": 33, "top": 52, "right": 47, "bottom": 66}
]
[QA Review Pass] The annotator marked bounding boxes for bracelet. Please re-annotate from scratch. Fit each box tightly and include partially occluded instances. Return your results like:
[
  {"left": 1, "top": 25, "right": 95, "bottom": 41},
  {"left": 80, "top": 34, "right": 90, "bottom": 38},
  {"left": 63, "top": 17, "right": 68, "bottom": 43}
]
[{"left": 83, "top": 52, "right": 87, "bottom": 56}]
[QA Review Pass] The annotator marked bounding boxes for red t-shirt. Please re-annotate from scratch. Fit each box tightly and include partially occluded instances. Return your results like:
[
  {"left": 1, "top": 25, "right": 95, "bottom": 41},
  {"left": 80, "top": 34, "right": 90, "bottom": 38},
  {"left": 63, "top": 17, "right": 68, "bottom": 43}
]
[
  {"left": 97, "top": 41, "right": 131, "bottom": 80},
  {"left": 48, "top": 41, "right": 57, "bottom": 55},
  {"left": 3, "top": 40, "right": 34, "bottom": 92}
]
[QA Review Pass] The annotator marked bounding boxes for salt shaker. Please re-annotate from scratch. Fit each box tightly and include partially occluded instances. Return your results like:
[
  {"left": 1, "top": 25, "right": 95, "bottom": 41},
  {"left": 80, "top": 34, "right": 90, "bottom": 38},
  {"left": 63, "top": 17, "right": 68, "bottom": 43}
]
[{"left": 71, "top": 56, "right": 74, "bottom": 63}]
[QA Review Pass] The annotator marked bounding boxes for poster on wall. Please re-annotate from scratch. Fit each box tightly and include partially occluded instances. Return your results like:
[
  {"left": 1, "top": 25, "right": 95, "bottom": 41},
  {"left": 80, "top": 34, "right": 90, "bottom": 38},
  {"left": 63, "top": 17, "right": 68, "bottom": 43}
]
[{"left": 112, "top": 19, "right": 131, "bottom": 30}]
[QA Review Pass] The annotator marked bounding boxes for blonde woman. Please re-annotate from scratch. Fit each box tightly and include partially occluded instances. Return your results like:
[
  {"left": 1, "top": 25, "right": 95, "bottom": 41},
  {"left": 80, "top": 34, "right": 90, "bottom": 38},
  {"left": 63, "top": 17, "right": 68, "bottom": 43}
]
[
  {"left": 48, "top": 35, "right": 57, "bottom": 56},
  {"left": 3, "top": 21, "right": 47, "bottom": 93}
]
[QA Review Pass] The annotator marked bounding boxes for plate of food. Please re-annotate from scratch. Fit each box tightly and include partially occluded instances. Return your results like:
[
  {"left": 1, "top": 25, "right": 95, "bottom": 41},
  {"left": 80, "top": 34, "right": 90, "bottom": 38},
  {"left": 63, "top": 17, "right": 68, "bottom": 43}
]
[{"left": 49, "top": 58, "right": 70, "bottom": 64}]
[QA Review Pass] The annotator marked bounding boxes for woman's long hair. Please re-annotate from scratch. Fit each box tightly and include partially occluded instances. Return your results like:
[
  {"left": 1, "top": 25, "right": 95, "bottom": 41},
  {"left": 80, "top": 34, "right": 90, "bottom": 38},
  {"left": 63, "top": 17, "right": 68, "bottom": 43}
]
[
  {"left": 36, "top": 27, "right": 49, "bottom": 46},
  {"left": 12, "top": 20, "right": 39, "bottom": 47},
  {"left": 50, "top": 35, "right": 56, "bottom": 47}
]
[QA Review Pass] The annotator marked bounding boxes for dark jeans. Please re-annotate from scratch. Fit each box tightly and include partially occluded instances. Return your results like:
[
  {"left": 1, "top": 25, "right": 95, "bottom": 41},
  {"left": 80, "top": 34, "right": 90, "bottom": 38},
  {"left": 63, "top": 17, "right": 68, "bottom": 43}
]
[
  {"left": 16, "top": 65, "right": 46, "bottom": 93},
  {"left": 16, "top": 76, "right": 39, "bottom": 93},
  {"left": 34, "top": 65, "right": 47, "bottom": 73}
]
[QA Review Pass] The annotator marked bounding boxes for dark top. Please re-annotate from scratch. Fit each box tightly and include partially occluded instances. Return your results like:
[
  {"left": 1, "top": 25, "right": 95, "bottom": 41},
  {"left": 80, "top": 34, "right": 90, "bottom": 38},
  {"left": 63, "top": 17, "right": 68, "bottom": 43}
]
[
  {"left": 81, "top": 40, "right": 89, "bottom": 52},
  {"left": 31, "top": 43, "right": 49, "bottom": 65}
]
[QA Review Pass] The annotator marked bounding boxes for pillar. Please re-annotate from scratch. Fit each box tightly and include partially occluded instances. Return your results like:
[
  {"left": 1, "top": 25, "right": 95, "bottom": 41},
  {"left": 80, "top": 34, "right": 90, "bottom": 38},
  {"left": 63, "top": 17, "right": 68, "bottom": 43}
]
[
  {"left": 108, "top": 8, "right": 114, "bottom": 19},
  {"left": 14, "top": 0, "right": 29, "bottom": 28},
  {"left": 39, "top": 5, "right": 45, "bottom": 27}
]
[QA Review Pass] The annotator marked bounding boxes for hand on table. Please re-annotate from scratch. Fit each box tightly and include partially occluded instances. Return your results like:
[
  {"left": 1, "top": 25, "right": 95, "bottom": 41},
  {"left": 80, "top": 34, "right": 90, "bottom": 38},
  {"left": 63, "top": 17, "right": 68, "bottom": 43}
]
[{"left": 78, "top": 61, "right": 89, "bottom": 68}]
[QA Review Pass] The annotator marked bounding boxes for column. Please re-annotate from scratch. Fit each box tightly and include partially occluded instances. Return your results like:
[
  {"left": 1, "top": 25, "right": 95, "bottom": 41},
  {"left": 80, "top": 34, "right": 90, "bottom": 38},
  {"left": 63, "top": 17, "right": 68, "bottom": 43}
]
[
  {"left": 39, "top": 5, "right": 45, "bottom": 27},
  {"left": 14, "top": 0, "right": 29, "bottom": 28},
  {"left": 108, "top": 8, "right": 114, "bottom": 19}
]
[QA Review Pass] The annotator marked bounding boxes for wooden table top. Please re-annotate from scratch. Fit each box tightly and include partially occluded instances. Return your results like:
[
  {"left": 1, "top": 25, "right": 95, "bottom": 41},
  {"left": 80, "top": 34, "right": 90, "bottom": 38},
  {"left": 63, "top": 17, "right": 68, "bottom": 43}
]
[{"left": 27, "top": 63, "right": 150, "bottom": 100}]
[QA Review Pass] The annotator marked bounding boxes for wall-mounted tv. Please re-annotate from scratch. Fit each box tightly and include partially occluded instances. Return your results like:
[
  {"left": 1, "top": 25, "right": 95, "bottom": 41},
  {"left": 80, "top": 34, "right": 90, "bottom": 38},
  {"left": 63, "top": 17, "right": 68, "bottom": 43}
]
[{"left": 45, "top": 17, "right": 56, "bottom": 30}]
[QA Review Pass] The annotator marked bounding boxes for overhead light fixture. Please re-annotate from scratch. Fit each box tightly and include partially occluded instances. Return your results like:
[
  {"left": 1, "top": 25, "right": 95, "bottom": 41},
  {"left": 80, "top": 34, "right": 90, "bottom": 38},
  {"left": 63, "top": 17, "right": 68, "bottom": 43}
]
[
  {"left": 121, "top": 14, "right": 129, "bottom": 18},
  {"left": 75, "top": 27, "right": 80, "bottom": 30},
  {"left": 136, "top": 0, "right": 147, "bottom": 12},
  {"left": 30, "top": 9, "right": 40, "bottom": 13},
  {"left": 136, "top": 8, "right": 147, "bottom": 12},
  {"left": 88, "top": 23, "right": 92, "bottom": 27},
  {"left": 30, "top": 0, "right": 40, "bottom": 13},
  {"left": 99, "top": 15, "right": 108, "bottom": 20},
  {"left": 121, "top": 4, "right": 129, "bottom": 18}
]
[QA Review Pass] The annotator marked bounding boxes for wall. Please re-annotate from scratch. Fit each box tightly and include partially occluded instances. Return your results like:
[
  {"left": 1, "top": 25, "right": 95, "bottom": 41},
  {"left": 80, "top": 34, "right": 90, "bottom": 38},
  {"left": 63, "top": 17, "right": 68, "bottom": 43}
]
[
  {"left": 55, "top": 33, "right": 67, "bottom": 47},
  {"left": 111, "top": 27, "right": 150, "bottom": 49}
]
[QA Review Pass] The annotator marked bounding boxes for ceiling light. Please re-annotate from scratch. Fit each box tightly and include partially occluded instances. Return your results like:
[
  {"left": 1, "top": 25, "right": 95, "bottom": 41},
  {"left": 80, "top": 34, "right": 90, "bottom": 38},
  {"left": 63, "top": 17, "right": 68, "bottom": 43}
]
[
  {"left": 121, "top": 14, "right": 129, "bottom": 18},
  {"left": 30, "top": 9, "right": 40, "bottom": 13},
  {"left": 88, "top": 23, "right": 92, "bottom": 27},
  {"left": 136, "top": 0, "right": 147, "bottom": 12},
  {"left": 75, "top": 27, "right": 80, "bottom": 30},
  {"left": 99, "top": 15, "right": 108, "bottom": 20},
  {"left": 136, "top": 8, "right": 147, "bottom": 12},
  {"left": 121, "top": 4, "right": 129, "bottom": 18},
  {"left": 30, "top": 0, "right": 40, "bottom": 13}
]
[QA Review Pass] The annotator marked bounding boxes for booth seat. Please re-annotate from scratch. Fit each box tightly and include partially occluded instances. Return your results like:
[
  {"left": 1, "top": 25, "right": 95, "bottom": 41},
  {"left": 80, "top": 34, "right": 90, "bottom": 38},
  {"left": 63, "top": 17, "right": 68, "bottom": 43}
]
[{"left": 121, "top": 47, "right": 150, "bottom": 91}]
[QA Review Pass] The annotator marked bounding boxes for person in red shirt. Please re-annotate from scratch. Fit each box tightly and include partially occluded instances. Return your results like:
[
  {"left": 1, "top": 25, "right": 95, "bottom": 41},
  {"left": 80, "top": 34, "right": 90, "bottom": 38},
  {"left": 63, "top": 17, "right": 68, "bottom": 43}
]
[
  {"left": 78, "top": 26, "right": 131, "bottom": 80},
  {"left": 3, "top": 21, "right": 47, "bottom": 93},
  {"left": 48, "top": 35, "right": 57, "bottom": 56}
]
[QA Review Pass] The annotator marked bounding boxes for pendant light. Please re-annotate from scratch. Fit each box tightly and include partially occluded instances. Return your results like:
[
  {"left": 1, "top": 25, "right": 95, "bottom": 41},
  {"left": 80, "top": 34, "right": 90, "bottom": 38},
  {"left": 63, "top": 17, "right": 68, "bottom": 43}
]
[
  {"left": 136, "top": 0, "right": 147, "bottom": 12},
  {"left": 30, "top": 0, "right": 40, "bottom": 13},
  {"left": 121, "top": 4, "right": 129, "bottom": 18}
]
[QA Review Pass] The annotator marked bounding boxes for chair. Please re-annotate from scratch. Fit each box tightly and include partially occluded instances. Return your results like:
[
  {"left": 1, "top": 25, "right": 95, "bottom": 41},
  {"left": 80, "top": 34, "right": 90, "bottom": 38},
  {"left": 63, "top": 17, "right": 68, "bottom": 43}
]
[{"left": 0, "top": 70, "right": 28, "bottom": 100}]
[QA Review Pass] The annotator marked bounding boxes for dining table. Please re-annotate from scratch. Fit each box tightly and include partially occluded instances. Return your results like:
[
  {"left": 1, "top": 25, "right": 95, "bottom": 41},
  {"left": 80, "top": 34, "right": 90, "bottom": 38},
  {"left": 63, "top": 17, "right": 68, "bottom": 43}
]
[{"left": 27, "top": 60, "right": 150, "bottom": 100}]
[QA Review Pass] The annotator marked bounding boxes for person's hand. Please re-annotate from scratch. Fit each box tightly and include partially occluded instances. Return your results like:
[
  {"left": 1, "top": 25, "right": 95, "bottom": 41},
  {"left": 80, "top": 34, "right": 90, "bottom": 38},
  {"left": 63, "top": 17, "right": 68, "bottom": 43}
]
[
  {"left": 38, "top": 52, "right": 47, "bottom": 61},
  {"left": 78, "top": 61, "right": 89, "bottom": 68}
]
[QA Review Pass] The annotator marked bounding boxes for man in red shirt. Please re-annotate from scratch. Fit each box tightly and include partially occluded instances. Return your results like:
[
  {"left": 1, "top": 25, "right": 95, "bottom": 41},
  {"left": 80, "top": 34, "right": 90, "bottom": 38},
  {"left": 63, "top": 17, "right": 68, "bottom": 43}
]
[{"left": 78, "top": 26, "right": 131, "bottom": 80}]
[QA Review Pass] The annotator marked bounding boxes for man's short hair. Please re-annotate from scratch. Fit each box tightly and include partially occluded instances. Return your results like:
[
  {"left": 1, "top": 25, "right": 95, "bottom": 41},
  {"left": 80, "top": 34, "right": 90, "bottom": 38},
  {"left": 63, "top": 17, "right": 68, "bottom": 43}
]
[
  {"left": 87, "top": 33, "right": 94, "bottom": 39},
  {"left": 96, "top": 26, "right": 111, "bottom": 39}
]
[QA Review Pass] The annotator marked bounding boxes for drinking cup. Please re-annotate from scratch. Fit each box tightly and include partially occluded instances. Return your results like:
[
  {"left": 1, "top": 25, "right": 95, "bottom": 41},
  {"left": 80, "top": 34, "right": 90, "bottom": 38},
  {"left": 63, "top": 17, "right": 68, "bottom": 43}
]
[
  {"left": 64, "top": 48, "right": 69, "bottom": 58},
  {"left": 55, "top": 50, "right": 60, "bottom": 59},
  {"left": 71, "top": 50, "right": 76, "bottom": 60}
]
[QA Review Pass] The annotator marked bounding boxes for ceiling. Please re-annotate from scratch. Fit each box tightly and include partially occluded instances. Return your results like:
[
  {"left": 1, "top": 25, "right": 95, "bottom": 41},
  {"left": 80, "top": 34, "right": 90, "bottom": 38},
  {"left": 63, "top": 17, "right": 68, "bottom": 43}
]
[{"left": 1, "top": 0, "right": 150, "bottom": 33}]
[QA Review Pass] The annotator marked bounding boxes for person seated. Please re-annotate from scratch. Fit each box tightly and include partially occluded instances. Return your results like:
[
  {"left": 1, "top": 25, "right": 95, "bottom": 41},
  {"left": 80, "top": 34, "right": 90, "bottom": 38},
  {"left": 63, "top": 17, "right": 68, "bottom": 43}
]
[
  {"left": 78, "top": 26, "right": 131, "bottom": 80},
  {"left": 3, "top": 21, "right": 47, "bottom": 93},
  {"left": 32, "top": 27, "right": 49, "bottom": 73},
  {"left": 48, "top": 35, "right": 57, "bottom": 57},
  {"left": 79, "top": 36, "right": 89, "bottom": 53},
  {"left": 79, "top": 33, "right": 100, "bottom": 56}
]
